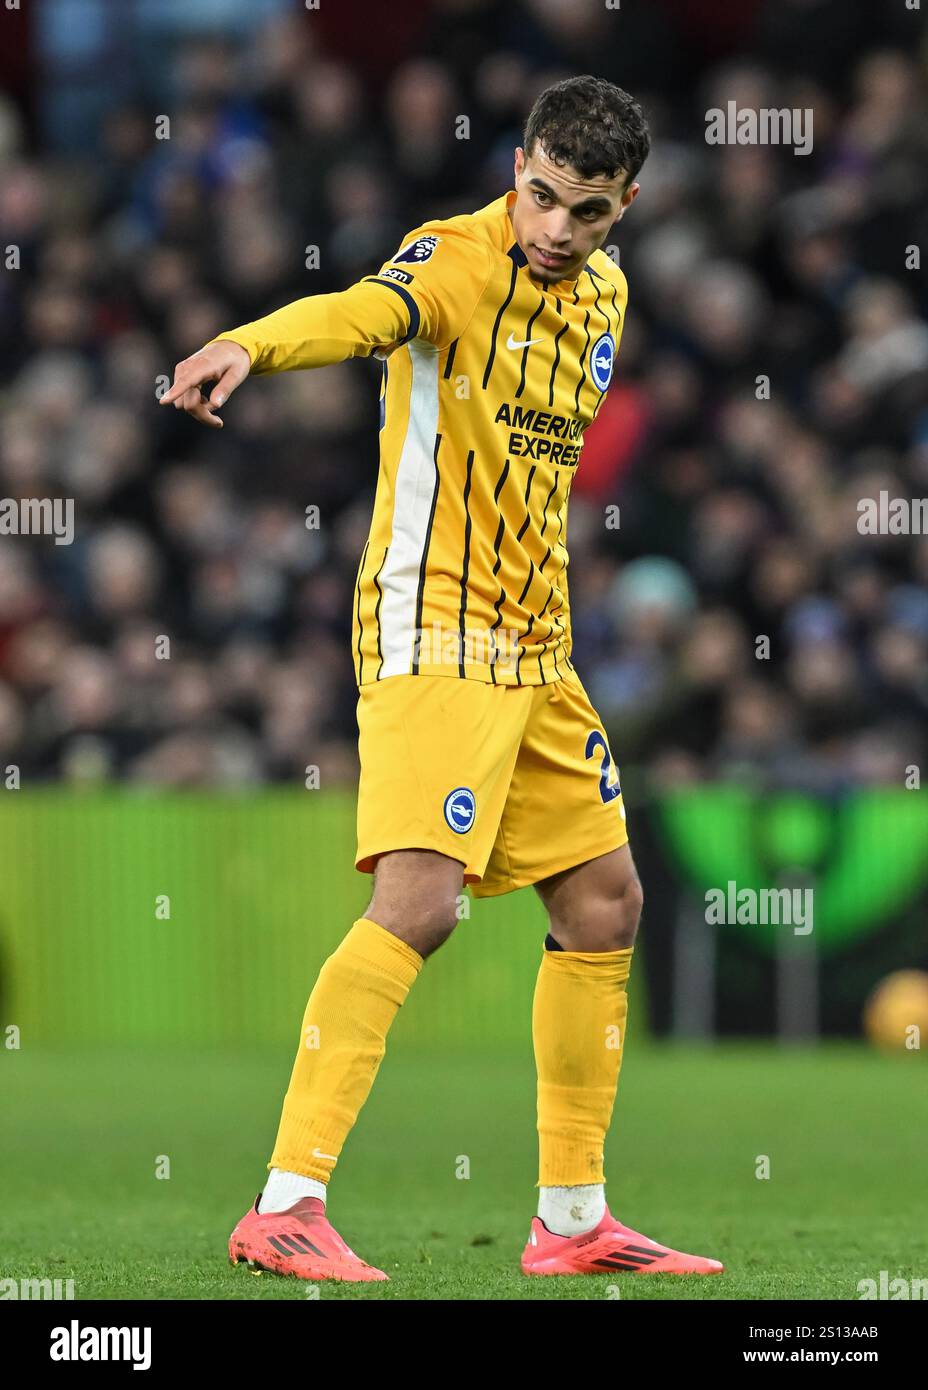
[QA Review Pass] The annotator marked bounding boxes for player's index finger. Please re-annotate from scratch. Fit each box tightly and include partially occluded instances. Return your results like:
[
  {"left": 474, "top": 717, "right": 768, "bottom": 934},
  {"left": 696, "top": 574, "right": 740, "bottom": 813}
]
[
  {"left": 159, "top": 358, "right": 211, "bottom": 405},
  {"left": 159, "top": 378, "right": 187, "bottom": 404}
]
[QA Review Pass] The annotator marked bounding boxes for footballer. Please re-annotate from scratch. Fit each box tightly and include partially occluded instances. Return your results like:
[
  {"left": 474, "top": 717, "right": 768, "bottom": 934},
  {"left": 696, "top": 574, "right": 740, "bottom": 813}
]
[{"left": 161, "top": 75, "right": 724, "bottom": 1281}]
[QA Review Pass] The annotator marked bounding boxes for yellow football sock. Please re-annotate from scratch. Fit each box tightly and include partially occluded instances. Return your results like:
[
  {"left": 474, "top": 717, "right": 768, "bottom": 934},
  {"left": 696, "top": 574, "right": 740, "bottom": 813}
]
[
  {"left": 532, "top": 944, "right": 634, "bottom": 1187},
  {"left": 269, "top": 917, "right": 423, "bottom": 1182}
]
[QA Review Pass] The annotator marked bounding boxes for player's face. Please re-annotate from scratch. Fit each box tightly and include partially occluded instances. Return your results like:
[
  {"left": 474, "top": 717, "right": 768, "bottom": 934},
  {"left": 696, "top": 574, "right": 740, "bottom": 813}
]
[{"left": 510, "top": 143, "right": 639, "bottom": 284}]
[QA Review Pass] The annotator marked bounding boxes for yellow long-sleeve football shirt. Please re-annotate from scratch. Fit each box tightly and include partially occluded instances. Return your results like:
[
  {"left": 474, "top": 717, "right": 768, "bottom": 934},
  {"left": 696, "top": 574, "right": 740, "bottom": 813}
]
[{"left": 210, "top": 189, "right": 628, "bottom": 686}]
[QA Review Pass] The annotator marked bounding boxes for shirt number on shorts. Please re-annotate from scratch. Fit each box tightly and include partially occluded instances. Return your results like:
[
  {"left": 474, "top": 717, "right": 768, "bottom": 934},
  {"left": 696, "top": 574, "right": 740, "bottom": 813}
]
[{"left": 585, "top": 730, "right": 622, "bottom": 804}]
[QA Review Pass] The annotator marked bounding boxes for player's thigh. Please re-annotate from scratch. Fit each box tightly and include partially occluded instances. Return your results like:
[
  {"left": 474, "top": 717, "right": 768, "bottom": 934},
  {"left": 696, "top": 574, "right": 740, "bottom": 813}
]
[
  {"left": 479, "top": 666, "right": 629, "bottom": 898},
  {"left": 356, "top": 673, "right": 531, "bottom": 900}
]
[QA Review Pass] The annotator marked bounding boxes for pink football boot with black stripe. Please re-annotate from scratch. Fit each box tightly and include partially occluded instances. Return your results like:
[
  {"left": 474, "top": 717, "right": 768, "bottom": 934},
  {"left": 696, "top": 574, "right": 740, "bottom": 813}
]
[
  {"left": 229, "top": 1195, "right": 388, "bottom": 1282},
  {"left": 521, "top": 1205, "right": 724, "bottom": 1276}
]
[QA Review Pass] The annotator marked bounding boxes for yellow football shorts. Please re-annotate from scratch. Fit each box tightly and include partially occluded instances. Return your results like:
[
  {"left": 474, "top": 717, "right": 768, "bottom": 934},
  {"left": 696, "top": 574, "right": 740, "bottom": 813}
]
[{"left": 356, "top": 666, "right": 629, "bottom": 896}]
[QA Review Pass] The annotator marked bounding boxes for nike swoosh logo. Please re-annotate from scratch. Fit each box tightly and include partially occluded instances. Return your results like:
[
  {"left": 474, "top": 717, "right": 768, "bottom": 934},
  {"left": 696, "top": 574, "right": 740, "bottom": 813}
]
[
  {"left": 506, "top": 332, "right": 544, "bottom": 350},
  {"left": 312, "top": 1148, "right": 337, "bottom": 1160}
]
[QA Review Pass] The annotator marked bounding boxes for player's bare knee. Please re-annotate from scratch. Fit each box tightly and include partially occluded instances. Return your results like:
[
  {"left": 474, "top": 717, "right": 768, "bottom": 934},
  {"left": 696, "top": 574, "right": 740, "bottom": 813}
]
[
  {"left": 365, "top": 852, "right": 462, "bottom": 958},
  {"left": 409, "top": 897, "right": 460, "bottom": 956},
  {"left": 368, "top": 898, "right": 458, "bottom": 958},
  {"left": 548, "top": 875, "right": 642, "bottom": 951}
]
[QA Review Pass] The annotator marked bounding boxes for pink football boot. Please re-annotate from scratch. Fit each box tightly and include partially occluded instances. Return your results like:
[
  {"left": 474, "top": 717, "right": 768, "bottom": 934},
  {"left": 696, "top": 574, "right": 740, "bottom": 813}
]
[
  {"left": 229, "top": 1195, "right": 388, "bottom": 1282},
  {"left": 522, "top": 1205, "right": 724, "bottom": 1276}
]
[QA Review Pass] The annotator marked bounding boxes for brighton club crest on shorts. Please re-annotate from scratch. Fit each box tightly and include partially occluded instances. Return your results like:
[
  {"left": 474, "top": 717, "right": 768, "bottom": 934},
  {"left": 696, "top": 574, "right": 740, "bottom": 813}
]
[{"left": 443, "top": 787, "right": 476, "bottom": 833}]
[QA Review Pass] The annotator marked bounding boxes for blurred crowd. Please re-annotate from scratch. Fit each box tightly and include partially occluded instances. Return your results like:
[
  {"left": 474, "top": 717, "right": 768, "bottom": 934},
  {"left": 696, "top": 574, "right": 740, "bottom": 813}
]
[{"left": 0, "top": 0, "right": 926, "bottom": 789}]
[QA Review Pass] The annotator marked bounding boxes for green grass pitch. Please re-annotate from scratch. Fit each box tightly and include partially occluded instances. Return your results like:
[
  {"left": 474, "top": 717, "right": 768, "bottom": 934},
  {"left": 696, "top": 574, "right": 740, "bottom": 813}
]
[{"left": 2, "top": 1040, "right": 924, "bottom": 1300}]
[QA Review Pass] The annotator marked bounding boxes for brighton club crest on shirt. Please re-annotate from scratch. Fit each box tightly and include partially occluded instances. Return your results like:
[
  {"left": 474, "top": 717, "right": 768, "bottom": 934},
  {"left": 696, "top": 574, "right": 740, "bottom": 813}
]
[{"left": 590, "top": 332, "right": 615, "bottom": 390}]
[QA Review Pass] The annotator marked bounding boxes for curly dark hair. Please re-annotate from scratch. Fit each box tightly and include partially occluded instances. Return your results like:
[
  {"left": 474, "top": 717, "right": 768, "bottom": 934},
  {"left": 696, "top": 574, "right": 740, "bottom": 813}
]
[{"left": 523, "top": 75, "right": 651, "bottom": 184}]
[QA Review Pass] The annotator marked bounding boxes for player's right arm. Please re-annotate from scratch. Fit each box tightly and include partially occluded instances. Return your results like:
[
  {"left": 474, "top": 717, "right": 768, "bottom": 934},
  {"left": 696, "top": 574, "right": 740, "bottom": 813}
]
[
  {"left": 159, "top": 338, "right": 252, "bottom": 430},
  {"left": 159, "top": 224, "right": 492, "bottom": 428},
  {"left": 158, "top": 278, "right": 415, "bottom": 429}
]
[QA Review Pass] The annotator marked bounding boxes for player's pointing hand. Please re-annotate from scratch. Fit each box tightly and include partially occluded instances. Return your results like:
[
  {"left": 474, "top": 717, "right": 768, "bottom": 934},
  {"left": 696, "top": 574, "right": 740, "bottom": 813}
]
[{"left": 159, "top": 340, "right": 252, "bottom": 428}]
